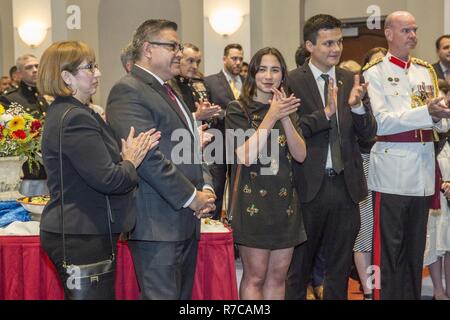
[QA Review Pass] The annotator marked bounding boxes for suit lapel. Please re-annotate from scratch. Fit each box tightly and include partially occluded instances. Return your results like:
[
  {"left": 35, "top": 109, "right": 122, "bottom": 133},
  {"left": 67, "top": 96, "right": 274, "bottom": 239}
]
[
  {"left": 131, "top": 66, "right": 193, "bottom": 135},
  {"left": 302, "top": 64, "right": 325, "bottom": 110},
  {"left": 218, "top": 71, "right": 235, "bottom": 101}
]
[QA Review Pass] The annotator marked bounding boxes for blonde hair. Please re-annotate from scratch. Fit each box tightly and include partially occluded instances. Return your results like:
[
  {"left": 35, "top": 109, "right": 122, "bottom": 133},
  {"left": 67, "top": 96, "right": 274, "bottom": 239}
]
[{"left": 37, "top": 41, "right": 95, "bottom": 97}]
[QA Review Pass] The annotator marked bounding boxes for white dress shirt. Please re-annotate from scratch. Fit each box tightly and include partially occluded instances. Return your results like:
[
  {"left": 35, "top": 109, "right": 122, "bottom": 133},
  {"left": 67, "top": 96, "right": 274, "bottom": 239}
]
[{"left": 308, "top": 61, "right": 365, "bottom": 170}]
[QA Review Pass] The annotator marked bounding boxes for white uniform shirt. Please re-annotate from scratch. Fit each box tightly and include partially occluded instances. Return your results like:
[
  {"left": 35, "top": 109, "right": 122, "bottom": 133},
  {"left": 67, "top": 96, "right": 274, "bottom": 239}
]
[{"left": 363, "top": 53, "right": 448, "bottom": 196}]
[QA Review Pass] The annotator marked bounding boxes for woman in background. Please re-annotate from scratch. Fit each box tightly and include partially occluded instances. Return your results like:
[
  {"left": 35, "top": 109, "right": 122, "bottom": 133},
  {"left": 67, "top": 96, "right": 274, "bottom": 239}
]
[
  {"left": 352, "top": 47, "right": 387, "bottom": 299},
  {"left": 424, "top": 79, "right": 450, "bottom": 300}
]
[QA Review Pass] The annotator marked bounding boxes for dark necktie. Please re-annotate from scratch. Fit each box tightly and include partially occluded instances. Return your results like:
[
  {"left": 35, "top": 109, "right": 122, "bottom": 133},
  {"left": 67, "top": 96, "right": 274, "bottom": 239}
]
[
  {"left": 164, "top": 83, "right": 186, "bottom": 122},
  {"left": 321, "top": 74, "right": 343, "bottom": 174}
]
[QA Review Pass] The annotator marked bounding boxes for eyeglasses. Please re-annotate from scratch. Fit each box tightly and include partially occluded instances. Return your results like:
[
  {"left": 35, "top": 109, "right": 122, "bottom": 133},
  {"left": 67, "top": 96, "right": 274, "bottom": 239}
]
[
  {"left": 148, "top": 41, "right": 184, "bottom": 53},
  {"left": 77, "top": 62, "right": 99, "bottom": 74}
]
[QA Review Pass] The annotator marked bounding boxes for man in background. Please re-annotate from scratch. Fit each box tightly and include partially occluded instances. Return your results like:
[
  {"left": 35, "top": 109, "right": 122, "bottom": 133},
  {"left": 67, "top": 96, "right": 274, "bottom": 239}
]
[
  {"left": 204, "top": 43, "right": 244, "bottom": 220},
  {"left": 433, "top": 35, "right": 450, "bottom": 84}
]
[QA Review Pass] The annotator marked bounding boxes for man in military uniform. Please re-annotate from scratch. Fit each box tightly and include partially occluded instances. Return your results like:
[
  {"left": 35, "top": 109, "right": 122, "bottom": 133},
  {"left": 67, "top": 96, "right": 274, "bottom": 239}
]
[
  {"left": 0, "top": 76, "right": 11, "bottom": 93},
  {"left": 169, "top": 43, "right": 220, "bottom": 153},
  {"left": 0, "top": 54, "right": 48, "bottom": 118},
  {"left": 0, "top": 54, "right": 48, "bottom": 181},
  {"left": 363, "top": 11, "right": 450, "bottom": 300},
  {"left": 169, "top": 43, "right": 221, "bottom": 120}
]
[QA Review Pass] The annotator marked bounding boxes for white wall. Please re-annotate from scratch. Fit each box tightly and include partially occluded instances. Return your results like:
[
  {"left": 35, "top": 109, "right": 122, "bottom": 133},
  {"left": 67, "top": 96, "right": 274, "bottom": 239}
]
[
  {"left": 0, "top": 0, "right": 14, "bottom": 76},
  {"left": 304, "top": 0, "right": 406, "bottom": 19},
  {"left": 12, "top": 0, "right": 52, "bottom": 60},
  {"left": 203, "top": 0, "right": 251, "bottom": 76},
  {"left": 251, "top": 0, "right": 301, "bottom": 70},
  {"left": 445, "top": 0, "right": 450, "bottom": 34},
  {"left": 97, "top": 0, "right": 182, "bottom": 107}
]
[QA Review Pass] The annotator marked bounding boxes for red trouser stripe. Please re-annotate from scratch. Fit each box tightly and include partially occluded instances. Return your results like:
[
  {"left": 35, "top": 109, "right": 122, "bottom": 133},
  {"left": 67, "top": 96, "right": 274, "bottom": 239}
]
[{"left": 373, "top": 192, "right": 382, "bottom": 300}]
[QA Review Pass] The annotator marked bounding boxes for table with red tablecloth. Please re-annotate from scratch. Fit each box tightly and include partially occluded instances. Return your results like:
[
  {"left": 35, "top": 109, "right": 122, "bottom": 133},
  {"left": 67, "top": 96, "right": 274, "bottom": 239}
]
[{"left": 0, "top": 231, "right": 238, "bottom": 300}]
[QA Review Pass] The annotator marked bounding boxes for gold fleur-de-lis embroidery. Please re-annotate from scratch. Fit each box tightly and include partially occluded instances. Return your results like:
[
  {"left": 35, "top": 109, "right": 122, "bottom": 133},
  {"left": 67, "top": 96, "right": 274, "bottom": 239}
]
[
  {"left": 270, "top": 159, "right": 279, "bottom": 175},
  {"left": 243, "top": 185, "right": 252, "bottom": 194},
  {"left": 286, "top": 206, "right": 294, "bottom": 216},
  {"left": 259, "top": 189, "right": 268, "bottom": 197},
  {"left": 247, "top": 204, "right": 260, "bottom": 216},
  {"left": 278, "top": 135, "right": 287, "bottom": 147},
  {"left": 252, "top": 115, "right": 261, "bottom": 121},
  {"left": 279, "top": 188, "right": 288, "bottom": 197}
]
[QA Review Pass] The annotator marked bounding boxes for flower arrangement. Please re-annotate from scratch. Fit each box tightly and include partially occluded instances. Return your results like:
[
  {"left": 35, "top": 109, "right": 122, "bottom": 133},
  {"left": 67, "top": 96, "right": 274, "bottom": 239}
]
[{"left": 0, "top": 102, "right": 43, "bottom": 171}]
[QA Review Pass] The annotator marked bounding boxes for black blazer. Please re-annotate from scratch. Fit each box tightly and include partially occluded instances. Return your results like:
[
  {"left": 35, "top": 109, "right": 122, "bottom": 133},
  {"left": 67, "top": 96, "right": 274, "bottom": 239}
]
[
  {"left": 288, "top": 64, "right": 377, "bottom": 204},
  {"left": 433, "top": 62, "right": 445, "bottom": 80},
  {"left": 106, "top": 65, "right": 213, "bottom": 242},
  {"left": 40, "top": 96, "right": 138, "bottom": 235},
  {"left": 204, "top": 71, "right": 237, "bottom": 109}
]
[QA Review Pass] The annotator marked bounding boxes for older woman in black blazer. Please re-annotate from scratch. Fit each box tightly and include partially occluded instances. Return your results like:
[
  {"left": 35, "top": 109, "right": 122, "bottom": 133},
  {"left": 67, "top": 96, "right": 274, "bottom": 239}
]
[{"left": 37, "top": 41, "right": 160, "bottom": 300}]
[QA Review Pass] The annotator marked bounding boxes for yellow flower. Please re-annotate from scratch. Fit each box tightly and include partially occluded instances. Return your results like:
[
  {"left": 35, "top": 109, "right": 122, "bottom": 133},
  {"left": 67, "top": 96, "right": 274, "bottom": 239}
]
[
  {"left": 7, "top": 116, "right": 26, "bottom": 131},
  {"left": 0, "top": 104, "right": 4, "bottom": 115}
]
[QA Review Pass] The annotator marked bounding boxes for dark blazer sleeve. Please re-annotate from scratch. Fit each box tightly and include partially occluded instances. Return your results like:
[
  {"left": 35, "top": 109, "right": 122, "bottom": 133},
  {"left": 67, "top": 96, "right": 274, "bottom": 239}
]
[
  {"left": 107, "top": 81, "right": 196, "bottom": 210},
  {"left": 63, "top": 109, "right": 138, "bottom": 195},
  {"left": 433, "top": 63, "right": 445, "bottom": 80},
  {"left": 298, "top": 109, "right": 330, "bottom": 138}
]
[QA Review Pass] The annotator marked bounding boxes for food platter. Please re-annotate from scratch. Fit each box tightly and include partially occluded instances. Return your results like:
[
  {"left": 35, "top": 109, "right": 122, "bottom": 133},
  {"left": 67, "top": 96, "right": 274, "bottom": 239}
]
[{"left": 16, "top": 195, "right": 50, "bottom": 216}]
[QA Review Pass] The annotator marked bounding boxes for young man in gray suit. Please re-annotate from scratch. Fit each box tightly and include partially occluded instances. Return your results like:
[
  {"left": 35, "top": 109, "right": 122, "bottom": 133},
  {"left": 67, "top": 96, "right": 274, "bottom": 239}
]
[{"left": 107, "top": 19, "right": 216, "bottom": 300}]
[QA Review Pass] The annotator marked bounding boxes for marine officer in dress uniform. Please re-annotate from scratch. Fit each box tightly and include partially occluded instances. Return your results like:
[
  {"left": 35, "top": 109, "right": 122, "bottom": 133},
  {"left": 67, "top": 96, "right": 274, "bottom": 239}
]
[
  {"left": 169, "top": 43, "right": 221, "bottom": 121},
  {"left": 0, "top": 54, "right": 49, "bottom": 181},
  {"left": 0, "top": 54, "right": 48, "bottom": 118},
  {"left": 363, "top": 11, "right": 450, "bottom": 300}
]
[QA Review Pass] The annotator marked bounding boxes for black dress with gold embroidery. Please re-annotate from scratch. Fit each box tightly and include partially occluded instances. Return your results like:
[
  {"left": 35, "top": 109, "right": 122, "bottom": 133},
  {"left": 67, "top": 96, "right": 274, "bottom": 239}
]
[{"left": 225, "top": 100, "right": 306, "bottom": 250}]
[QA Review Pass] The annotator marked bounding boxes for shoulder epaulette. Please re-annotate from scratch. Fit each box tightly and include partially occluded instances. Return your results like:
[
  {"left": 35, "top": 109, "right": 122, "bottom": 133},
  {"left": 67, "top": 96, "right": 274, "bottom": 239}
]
[
  {"left": 362, "top": 57, "right": 383, "bottom": 72},
  {"left": 2, "top": 86, "right": 18, "bottom": 96},
  {"left": 411, "top": 57, "right": 433, "bottom": 68}
]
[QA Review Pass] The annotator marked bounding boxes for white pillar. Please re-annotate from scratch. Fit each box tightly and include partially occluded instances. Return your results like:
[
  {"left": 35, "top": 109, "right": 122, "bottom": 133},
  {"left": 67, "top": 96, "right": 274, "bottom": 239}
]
[{"left": 445, "top": 0, "right": 450, "bottom": 34}]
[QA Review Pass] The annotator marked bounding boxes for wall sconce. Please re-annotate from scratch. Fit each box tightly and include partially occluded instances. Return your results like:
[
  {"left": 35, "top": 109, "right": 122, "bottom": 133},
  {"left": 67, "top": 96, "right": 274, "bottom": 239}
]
[
  {"left": 209, "top": 8, "right": 243, "bottom": 37},
  {"left": 17, "top": 21, "right": 48, "bottom": 48}
]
